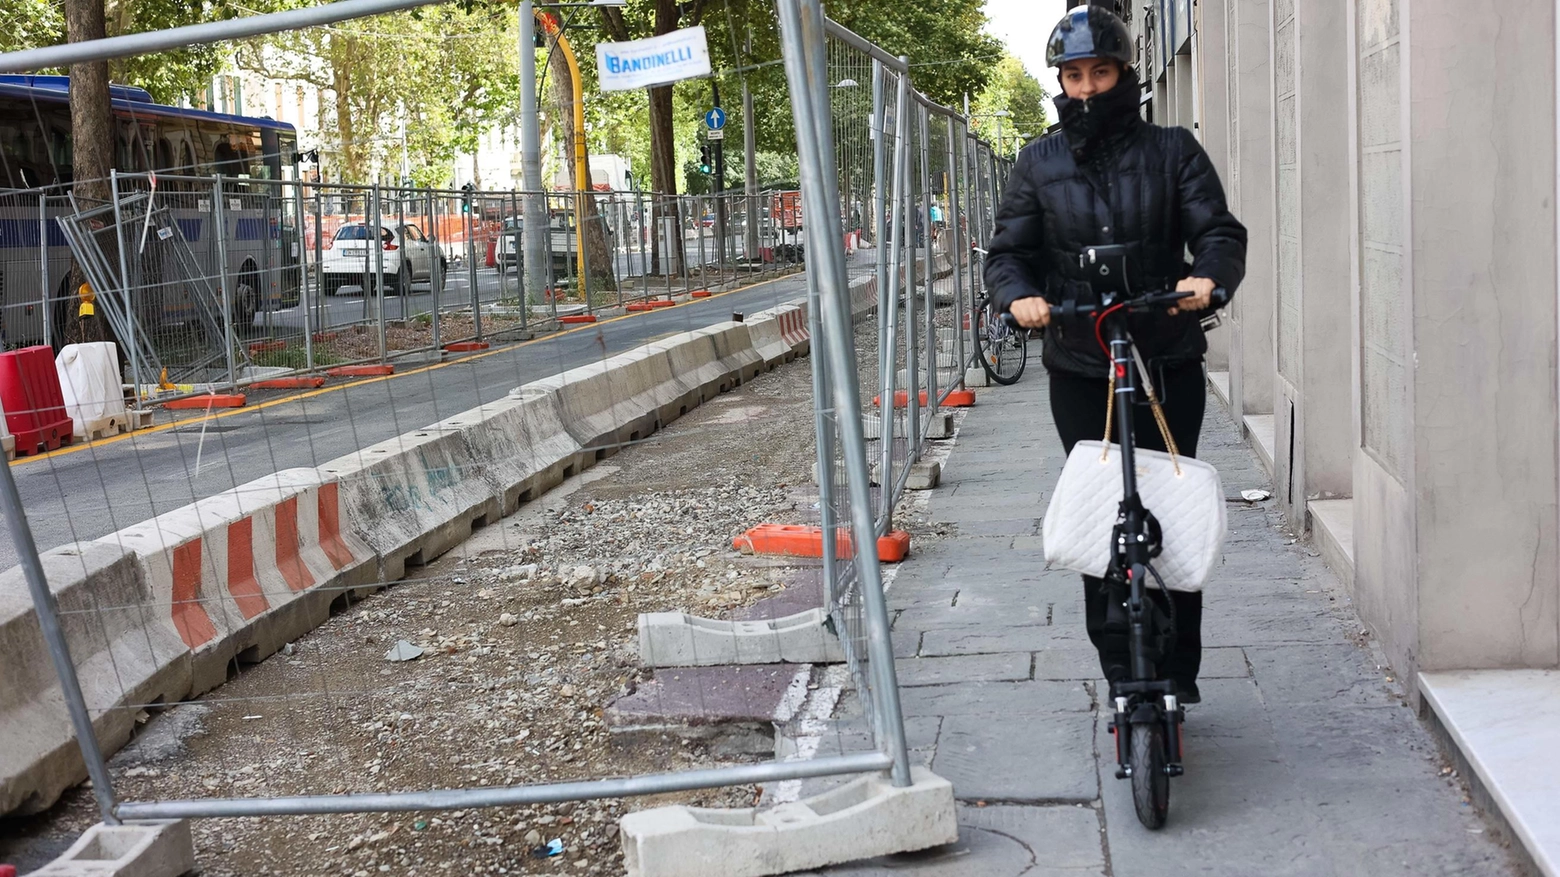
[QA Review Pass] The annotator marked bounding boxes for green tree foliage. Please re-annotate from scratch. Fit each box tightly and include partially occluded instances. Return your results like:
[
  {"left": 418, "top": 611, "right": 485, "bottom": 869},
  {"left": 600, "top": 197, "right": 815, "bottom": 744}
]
[
  {"left": 0, "top": 0, "right": 64, "bottom": 55},
  {"left": 827, "top": 0, "right": 1001, "bottom": 108},
  {"left": 0, "top": 0, "right": 231, "bottom": 102},
  {"left": 971, "top": 54, "right": 1050, "bottom": 152},
  {"left": 236, "top": 1, "right": 518, "bottom": 185},
  {"left": 106, "top": 0, "right": 237, "bottom": 103}
]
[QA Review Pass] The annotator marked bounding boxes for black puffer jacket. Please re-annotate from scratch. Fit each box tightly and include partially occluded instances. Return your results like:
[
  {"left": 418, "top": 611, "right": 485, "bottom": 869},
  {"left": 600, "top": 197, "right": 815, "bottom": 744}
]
[{"left": 984, "top": 84, "right": 1247, "bottom": 378}]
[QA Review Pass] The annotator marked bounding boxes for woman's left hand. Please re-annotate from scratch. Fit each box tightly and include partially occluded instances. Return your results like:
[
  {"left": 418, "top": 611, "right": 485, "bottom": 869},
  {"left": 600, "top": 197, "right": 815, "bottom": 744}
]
[{"left": 1169, "top": 276, "right": 1217, "bottom": 315}]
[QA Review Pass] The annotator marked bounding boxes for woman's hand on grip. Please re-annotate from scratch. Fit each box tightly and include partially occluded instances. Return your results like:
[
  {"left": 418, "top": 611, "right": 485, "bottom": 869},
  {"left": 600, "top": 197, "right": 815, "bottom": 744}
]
[
  {"left": 1010, "top": 296, "right": 1051, "bottom": 329},
  {"left": 1169, "top": 277, "right": 1216, "bottom": 315}
]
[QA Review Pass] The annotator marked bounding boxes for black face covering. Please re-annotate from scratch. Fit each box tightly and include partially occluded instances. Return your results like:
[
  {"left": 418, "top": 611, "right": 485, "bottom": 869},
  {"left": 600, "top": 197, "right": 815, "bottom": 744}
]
[{"left": 1053, "top": 66, "right": 1144, "bottom": 169}]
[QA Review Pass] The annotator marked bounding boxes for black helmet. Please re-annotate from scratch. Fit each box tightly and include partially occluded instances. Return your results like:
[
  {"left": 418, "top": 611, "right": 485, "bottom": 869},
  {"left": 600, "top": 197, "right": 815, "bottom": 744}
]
[{"left": 1046, "top": 6, "right": 1133, "bottom": 68}]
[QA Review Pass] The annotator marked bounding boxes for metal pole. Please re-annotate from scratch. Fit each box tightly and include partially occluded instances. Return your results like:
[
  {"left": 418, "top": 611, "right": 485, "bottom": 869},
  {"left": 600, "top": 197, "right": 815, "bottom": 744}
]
[
  {"left": 372, "top": 184, "right": 386, "bottom": 362},
  {"left": 880, "top": 66, "right": 909, "bottom": 527},
  {"left": 39, "top": 193, "right": 50, "bottom": 348},
  {"left": 519, "top": 1, "right": 547, "bottom": 314},
  {"left": 697, "top": 194, "right": 708, "bottom": 286},
  {"left": 116, "top": 751, "right": 891, "bottom": 820},
  {"left": 466, "top": 197, "right": 481, "bottom": 331},
  {"left": 428, "top": 190, "right": 441, "bottom": 351},
  {"left": 902, "top": 99, "right": 920, "bottom": 460},
  {"left": 312, "top": 187, "right": 325, "bottom": 344},
  {"left": 869, "top": 60, "right": 890, "bottom": 530},
  {"left": 108, "top": 172, "right": 143, "bottom": 402},
  {"left": 946, "top": 114, "right": 966, "bottom": 391},
  {"left": 0, "top": 0, "right": 448, "bottom": 72},
  {"left": 777, "top": 0, "right": 913, "bottom": 789},
  {"left": 295, "top": 182, "right": 314, "bottom": 371},
  {"left": 919, "top": 107, "right": 935, "bottom": 413},
  {"left": 743, "top": 48, "right": 760, "bottom": 262},
  {"left": 0, "top": 453, "right": 119, "bottom": 824},
  {"left": 212, "top": 176, "right": 237, "bottom": 390}
]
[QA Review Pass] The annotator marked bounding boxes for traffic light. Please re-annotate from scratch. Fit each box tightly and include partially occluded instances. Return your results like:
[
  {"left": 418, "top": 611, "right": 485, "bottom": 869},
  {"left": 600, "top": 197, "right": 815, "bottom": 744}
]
[
  {"left": 461, "top": 182, "right": 475, "bottom": 214},
  {"left": 698, "top": 144, "right": 712, "bottom": 175}
]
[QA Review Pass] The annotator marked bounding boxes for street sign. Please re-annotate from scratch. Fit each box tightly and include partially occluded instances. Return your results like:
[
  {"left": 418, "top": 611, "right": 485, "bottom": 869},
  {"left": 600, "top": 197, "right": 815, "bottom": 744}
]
[
  {"left": 704, "top": 107, "right": 726, "bottom": 130},
  {"left": 706, "top": 127, "right": 725, "bottom": 141}
]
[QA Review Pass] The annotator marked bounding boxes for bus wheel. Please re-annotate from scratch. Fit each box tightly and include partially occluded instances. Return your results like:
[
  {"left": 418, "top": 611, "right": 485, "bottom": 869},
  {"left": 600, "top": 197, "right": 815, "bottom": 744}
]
[{"left": 233, "top": 265, "right": 260, "bottom": 330}]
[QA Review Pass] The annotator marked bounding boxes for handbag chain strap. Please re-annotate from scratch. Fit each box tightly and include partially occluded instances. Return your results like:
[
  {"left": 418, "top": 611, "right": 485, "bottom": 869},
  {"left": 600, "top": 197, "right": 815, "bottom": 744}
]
[{"left": 1101, "top": 344, "right": 1182, "bottom": 476}]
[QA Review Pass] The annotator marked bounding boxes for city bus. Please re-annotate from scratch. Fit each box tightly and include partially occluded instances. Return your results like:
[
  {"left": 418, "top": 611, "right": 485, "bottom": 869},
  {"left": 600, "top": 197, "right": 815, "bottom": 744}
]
[{"left": 0, "top": 74, "right": 299, "bottom": 348}]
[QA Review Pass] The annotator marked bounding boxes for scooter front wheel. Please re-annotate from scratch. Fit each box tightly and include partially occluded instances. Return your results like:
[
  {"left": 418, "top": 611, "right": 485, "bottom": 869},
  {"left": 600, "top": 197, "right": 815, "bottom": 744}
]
[{"left": 1131, "top": 721, "right": 1170, "bottom": 829}]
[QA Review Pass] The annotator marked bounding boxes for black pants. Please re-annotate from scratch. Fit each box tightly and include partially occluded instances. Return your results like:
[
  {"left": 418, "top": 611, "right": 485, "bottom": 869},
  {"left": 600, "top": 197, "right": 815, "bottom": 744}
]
[{"left": 1050, "top": 364, "right": 1206, "bottom": 691}]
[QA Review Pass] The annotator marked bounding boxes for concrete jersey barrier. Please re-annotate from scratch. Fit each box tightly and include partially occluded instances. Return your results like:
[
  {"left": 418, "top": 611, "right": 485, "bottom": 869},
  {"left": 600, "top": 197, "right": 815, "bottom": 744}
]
[{"left": 0, "top": 307, "right": 822, "bottom": 817}]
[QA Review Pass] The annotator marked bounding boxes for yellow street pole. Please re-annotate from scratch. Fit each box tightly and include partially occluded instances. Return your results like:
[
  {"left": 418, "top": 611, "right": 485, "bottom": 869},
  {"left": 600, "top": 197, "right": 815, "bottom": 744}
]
[{"left": 537, "top": 12, "right": 590, "bottom": 301}]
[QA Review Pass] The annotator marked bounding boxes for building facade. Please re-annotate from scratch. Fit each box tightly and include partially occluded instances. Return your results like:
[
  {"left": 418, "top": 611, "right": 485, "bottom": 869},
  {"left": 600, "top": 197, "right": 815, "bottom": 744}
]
[{"left": 1103, "top": 0, "right": 1560, "bottom": 690}]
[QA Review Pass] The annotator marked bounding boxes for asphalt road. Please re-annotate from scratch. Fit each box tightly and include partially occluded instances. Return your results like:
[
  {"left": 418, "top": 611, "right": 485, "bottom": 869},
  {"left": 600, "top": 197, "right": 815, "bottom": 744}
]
[{"left": 4, "top": 272, "right": 810, "bottom": 572}]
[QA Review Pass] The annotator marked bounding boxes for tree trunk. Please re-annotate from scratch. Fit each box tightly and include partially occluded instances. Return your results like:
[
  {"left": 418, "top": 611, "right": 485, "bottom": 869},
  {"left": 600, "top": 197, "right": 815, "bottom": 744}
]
[
  {"left": 330, "top": 34, "right": 362, "bottom": 184},
  {"left": 62, "top": 0, "right": 115, "bottom": 351},
  {"left": 547, "top": 35, "right": 616, "bottom": 292},
  {"left": 647, "top": 83, "right": 681, "bottom": 276}
]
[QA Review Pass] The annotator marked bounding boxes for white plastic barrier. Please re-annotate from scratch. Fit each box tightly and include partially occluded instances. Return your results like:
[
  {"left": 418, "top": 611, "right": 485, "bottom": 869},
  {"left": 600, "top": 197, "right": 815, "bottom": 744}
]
[{"left": 54, "top": 342, "right": 127, "bottom": 440}]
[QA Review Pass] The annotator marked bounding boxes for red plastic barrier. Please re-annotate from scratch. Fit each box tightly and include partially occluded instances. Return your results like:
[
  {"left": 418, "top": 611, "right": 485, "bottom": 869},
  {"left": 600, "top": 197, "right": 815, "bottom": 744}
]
[{"left": 0, "top": 345, "right": 73, "bottom": 455}]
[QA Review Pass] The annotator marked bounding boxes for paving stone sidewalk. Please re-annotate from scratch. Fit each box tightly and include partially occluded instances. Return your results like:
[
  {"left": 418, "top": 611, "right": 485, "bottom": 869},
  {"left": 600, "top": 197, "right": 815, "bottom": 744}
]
[{"left": 808, "top": 375, "right": 1521, "bottom": 876}]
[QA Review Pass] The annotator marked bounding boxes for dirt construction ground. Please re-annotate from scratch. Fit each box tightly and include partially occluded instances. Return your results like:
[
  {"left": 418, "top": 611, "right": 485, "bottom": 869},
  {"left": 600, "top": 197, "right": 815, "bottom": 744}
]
[{"left": 1, "top": 319, "right": 948, "bottom": 876}]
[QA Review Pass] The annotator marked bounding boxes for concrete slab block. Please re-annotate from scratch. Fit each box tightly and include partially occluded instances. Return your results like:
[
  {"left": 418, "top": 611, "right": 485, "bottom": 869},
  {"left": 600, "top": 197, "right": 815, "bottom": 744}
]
[
  {"left": 907, "top": 461, "right": 941, "bottom": 490},
  {"left": 956, "top": 803, "right": 1106, "bottom": 871},
  {"left": 1422, "top": 669, "right": 1560, "bottom": 877},
  {"left": 620, "top": 766, "right": 958, "bottom": 877},
  {"left": 1207, "top": 370, "right": 1230, "bottom": 407},
  {"left": 933, "top": 712, "right": 1097, "bottom": 802},
  {"left": 894, "top": 652, "right": 1031, "bottom": 687},
  {"left": 30, "top": 820, "right": 195, "bottom": 877},
  {"left": 922, "top": 623, "right": 1086, "bottom": 656},
  {"left": 802, "top": 824, "right": 1033, "bottom": 876},
  {"left": 1243, "top": 414, "right": 1275, "bottom": 476},
  {"left": 964, "top": 366, "right": 991, "bottom": 388},
  {"left": 607, "top": 664, "right": 807, "bottom": 728},
  {"left": 1307, "top": 499, "right": 1354, "bottom": 587},
  {"left": 899, "top": 679, "right": 1093, "bottom": 717},
  {"left": 923, "top": 411, "right": 956, "bottom": 440},
  {"left": 637, "top": 608, "right": 844, "bottom": 667}
]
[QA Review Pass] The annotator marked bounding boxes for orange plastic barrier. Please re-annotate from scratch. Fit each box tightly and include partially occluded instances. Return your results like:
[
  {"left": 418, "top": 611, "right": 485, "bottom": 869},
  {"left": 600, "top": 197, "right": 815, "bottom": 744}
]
[
  {"left": 164, "top": 394, "right": 246, "bottom": 410},
  {"left": 327, "top": 365, "right": 395, "bottom": 377},
  {"left": 732, "top": 523, "right": 911, "bottom": 563}
]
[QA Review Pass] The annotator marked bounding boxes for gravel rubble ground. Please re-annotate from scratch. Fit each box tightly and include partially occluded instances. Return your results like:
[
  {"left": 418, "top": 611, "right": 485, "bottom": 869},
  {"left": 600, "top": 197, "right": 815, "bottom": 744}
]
[{"left": 0, "top": 313, "right": 957, "bottom": 876}]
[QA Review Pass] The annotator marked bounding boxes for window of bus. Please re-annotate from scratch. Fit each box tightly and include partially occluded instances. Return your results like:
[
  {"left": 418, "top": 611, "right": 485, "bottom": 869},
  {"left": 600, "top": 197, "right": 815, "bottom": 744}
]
[{"left": 0, "top": 120, "right": 54, "bottom": 189}]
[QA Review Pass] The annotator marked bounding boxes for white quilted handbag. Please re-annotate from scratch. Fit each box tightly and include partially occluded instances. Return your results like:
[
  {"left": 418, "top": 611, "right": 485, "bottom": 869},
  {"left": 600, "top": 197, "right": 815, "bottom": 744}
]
[{"left": 1042, "top": 371, "right": 1227, "bottom": 592}]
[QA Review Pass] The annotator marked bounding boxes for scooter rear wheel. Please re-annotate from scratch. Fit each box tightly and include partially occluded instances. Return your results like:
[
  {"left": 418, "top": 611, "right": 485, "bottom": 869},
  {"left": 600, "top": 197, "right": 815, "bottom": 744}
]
[{"left": 1131, "top": 722, "right": 1170, "bottom": 829}]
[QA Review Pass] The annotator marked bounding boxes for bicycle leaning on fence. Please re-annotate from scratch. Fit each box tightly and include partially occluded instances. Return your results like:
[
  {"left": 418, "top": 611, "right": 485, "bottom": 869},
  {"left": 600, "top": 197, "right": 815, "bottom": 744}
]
[
  {"left": 970, "top": 245, "right": 1028, "bottom": 385},
  {"left": 1006, "top": 244, "right": 1230, "bottom": 829}
]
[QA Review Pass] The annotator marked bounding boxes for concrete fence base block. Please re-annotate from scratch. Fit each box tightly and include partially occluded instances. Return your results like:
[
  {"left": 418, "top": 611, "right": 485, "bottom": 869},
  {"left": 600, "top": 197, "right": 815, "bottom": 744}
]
[
  {"left": 907, "top": 460, "right": 942, "bottom": 491},
  {"left": 896, "top": 368, "right": 961, "bottom": 391},
  {"left": 964, "top": 366, "right": 990, "bottom": 388},
  {"left": 924, "top": 412, "right": 956, "bottom": 440},
  {"left": 862, "top": 413, "right": 883, "bottom": 441},
  {"left": 620, "top": 766, "right": 957, "bottom": 877},
  {"left": 31, "top": 819, "right": 196, "bottom": 877},
  {"left": 637, "top": 608, "right": 845, "bottom": 666}
]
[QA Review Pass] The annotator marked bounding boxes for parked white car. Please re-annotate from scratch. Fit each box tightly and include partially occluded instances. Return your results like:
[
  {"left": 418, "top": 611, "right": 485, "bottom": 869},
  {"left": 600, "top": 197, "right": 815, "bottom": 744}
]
[{"left": 321, "top": 222, "right": 446, "bottom": 295}]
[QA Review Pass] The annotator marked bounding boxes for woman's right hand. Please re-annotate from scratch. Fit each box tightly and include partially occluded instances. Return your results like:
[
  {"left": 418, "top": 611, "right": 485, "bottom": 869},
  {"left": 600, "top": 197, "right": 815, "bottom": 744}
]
[{"left": 1009, "top": 296, "right": 1051, "bottom": 329}]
